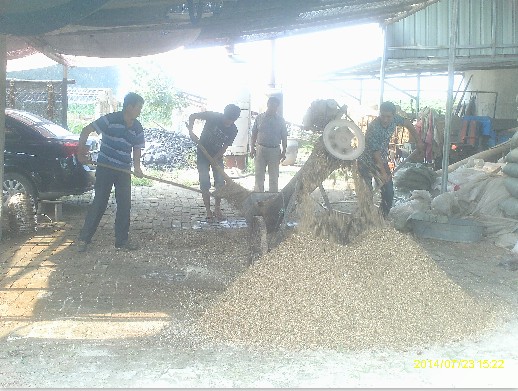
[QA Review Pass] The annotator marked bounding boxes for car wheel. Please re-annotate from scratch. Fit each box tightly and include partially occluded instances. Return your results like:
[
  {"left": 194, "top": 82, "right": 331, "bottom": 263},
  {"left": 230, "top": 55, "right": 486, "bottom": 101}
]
[{"left": 2, "top": 173, "right": 37, "bottom": 208}]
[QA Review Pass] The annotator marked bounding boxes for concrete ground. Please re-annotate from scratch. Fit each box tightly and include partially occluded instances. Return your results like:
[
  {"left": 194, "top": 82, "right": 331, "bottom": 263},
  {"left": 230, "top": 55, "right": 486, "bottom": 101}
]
[{"left": 1, "top": 166, "right": 518, "bottom": 388}]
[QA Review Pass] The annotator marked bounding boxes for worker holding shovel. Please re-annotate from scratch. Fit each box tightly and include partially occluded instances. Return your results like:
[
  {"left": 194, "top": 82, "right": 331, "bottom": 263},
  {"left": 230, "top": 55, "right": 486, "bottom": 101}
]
[
  {"left": 75, "top": 92, "right": 145, "bottom": 252},
  {"left": 357, "top": 101, "right": 425, "bottom": 217},
  {"left": 186, "top": 104, "right": 241, "bottom": 221}
]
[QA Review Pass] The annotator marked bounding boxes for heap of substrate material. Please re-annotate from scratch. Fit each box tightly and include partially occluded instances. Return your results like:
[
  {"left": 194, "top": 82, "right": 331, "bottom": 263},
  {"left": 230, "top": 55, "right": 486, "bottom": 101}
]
[
  {"left": 198, "top": 116, "right": 505, "bottom": 350},
  {"left": 199, "top": 226, "right": 499, "bottom": 350}
]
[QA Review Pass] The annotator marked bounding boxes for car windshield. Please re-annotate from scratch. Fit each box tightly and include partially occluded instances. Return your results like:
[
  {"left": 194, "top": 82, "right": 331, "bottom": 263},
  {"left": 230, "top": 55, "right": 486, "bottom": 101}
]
[{"left": 8, "top": 110, "right": 74, "bottom": 138}]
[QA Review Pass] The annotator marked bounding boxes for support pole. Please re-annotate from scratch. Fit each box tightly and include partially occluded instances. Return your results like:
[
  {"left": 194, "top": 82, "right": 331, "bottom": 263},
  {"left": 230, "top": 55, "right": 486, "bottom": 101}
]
[
  {"left": 416, "top": 73, "right": 421, "bottom": 115},
  {"left": 379, "top": 25, "right": 388, "bottom": 107},
  {"left": 62, "top": 64, "right": 69, "bottom": 128},
  {"left": 269, "top": 39, "right": 277, "bottom": 89},
  {"left": 0, "top": 35, "right": 7, "bottom": 240},
  {"left": 440, "top": 0, "right": 459, "bottom": 193}
]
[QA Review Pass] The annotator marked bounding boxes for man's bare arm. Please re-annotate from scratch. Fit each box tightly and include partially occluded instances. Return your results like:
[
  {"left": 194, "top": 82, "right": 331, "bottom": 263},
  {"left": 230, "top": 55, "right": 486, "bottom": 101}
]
[
  {"left": 77, "top": 125, "right": 95, "bottom": 164},
  {"left": 133, "top": 147, "right": 143, "bottom": 177}
]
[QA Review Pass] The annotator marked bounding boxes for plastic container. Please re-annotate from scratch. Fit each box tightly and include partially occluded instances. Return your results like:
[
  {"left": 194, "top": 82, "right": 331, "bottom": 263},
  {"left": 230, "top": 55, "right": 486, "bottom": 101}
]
[{"left": 282, "top": 138, "right": 299, "bottom": 166}]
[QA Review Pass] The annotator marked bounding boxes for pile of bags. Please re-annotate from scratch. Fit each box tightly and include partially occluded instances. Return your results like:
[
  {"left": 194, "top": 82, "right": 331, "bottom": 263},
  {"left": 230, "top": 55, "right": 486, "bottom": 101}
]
[
  {"left": 389, "top": 151, "right": 518, "bottom": 248},
  {"left": 500, "top": 133, "right": 518, "bottom": 218},
  {"left": 393, "top": 163, "right": 437, "bottom": 192}
]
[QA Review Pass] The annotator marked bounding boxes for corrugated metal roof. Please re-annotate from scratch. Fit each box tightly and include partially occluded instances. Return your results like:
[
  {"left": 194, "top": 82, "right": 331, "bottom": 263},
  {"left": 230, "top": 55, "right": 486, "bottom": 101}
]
[
  {"left": 388, "top": 0, "right": 518, "bottom": 62},
  {"left": 1, "top": 0, "right": 439, "bottom": 61},
  {"left": 326, "top": 0, "right": 518, "bottom": 80}
]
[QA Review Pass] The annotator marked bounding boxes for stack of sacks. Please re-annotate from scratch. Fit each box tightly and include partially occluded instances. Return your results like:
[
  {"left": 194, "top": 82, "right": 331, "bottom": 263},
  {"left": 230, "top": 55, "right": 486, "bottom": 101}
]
[
  {"left": 500, "top": 132, "right": 518, "bottom": 218},
  {"left": 389, "top": 189, "right": 432, "bottom": 230},
  {"left": 393, "top": 163, "right": 437, "bottom": 192}
]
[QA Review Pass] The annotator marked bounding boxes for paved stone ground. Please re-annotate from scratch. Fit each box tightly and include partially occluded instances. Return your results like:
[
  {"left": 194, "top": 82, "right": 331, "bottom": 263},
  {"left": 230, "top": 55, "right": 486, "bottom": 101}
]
[{"left": 1, "top": 168, "right": 518, "bottom": 388}]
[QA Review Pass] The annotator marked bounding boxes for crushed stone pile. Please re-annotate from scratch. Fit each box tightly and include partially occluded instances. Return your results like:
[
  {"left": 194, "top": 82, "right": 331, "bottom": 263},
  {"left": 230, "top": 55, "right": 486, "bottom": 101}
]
[
  {"left": 199, "top": 227, "right": 499, "bottom": 350},
  {"left": 142, "top": 127, "right": 196, "bottom": 170}
]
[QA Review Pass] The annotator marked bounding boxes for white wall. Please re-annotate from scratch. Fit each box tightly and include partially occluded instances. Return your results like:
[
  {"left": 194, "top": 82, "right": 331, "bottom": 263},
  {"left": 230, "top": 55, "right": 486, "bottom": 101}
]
[{"left": 465, "top": 69, "right": 518, "bottom": 119}]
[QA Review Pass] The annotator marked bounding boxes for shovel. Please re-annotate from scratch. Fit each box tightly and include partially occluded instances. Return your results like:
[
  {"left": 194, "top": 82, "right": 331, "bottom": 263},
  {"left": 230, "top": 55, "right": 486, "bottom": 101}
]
[
  {"left": 183, "top": 122, "right": 252, "bottom": 209},
  {"left": 94, "top": 162, "right": 203, "bottom": 194}
]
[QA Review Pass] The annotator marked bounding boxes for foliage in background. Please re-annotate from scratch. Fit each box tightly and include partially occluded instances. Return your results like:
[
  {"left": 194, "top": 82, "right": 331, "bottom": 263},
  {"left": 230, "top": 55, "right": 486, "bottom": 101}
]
[
  {"left": 7, "top": 65, "right": 119, "bottom": 90},
  {"left": 67, "top": 103, "right": 96, "bottom": 134},
  {"left": 129, "top": 63, "right": 188, "bottom": 128},
  {"left": 244, "top": 155, "right": 255, "bottom": 174},
  {"left": 131, "top": 176, "right": 153, "bottom": 187},
  {"left": 184, "top": 149, "right": 197, "bottom": 168},
  {"left": 389, "top": 97, "right": 448, "bottom": 118},
  {"left": 130, "top": 168, "right": 168, "bottom": 187}
]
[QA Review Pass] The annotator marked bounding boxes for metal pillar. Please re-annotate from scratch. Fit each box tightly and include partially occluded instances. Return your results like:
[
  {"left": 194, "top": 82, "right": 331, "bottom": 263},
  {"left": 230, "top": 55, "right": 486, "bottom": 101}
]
[
  {"left": 416, "top": 73, "right": 421, "bottom": 115},
  {"left": 379, "top": 25, "right": 388, "bottom": 107},
  {"left": 62, "top": 65, "right": 69, "bottom": 128},
  {"left": 0, "top": 35, "right": 6, "bottom": 240},
  {"left": 269, "top": 39, "right": 277, "bottom": 89},
  {"left": 440, "top": 0, "right": 459, "bottom": 193}
]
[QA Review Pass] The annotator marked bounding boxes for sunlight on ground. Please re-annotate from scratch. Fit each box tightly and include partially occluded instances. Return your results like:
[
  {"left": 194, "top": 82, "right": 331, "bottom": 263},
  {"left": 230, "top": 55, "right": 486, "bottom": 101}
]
[
  {"left": 1, "top": 232, "right": 171, "bottom": 340},
  {"left": 0, "top": 234, "right": 65, "bottom": 323},
  {"left": 3, "top": 314, "right": 170, "bottom": 340}
]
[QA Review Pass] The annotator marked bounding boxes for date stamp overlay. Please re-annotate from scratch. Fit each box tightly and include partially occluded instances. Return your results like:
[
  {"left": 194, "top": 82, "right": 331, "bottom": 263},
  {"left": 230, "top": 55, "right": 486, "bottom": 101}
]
[{"left": 413, "top": 359, "right": 505, "bottom": 369}]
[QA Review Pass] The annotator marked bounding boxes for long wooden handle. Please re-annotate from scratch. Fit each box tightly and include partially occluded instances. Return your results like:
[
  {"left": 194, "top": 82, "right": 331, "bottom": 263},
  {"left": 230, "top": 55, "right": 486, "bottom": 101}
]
[{"left": 94, "top": 162, "right": 203, "bottom": 194}]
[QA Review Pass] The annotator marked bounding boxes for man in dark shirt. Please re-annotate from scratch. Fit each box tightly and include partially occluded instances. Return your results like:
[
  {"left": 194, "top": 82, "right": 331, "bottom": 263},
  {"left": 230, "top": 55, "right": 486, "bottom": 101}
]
[
  {"left": 76, "top": 92, "right": 145, "bottom": 252},
  {"left": 187, "top": 104, "right": 241, "bottom": 221},
  {"left": 357, "top": 101, "right": 424, "bottom": 217}
]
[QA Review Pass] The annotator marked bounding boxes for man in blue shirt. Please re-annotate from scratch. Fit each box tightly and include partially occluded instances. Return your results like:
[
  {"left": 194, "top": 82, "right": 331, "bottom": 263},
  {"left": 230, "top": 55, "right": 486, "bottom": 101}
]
[
  {"left": 187, "top": 104, "right": 241, "bottom": 221},
  {"left": 76, "top": 92, "right": 145, "bottom": 252},
  {"left": 357, "top": 101, "right": 424, "bottom": 217}
]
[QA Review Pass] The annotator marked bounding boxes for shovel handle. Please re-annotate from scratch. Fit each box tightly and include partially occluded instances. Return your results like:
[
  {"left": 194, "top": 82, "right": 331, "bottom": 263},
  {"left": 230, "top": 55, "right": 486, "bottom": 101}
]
[{"left": 94, "top": 162, "right": 203, "bottom": 194}]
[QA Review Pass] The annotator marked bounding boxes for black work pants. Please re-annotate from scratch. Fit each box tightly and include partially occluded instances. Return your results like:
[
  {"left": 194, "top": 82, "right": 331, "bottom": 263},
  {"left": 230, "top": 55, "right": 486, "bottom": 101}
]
[
  {"left": 358, "top": 161, "right": 394, "bottom": 218},
  {"left": 79, "top": 165, "right": 131, "bottom": 246}
]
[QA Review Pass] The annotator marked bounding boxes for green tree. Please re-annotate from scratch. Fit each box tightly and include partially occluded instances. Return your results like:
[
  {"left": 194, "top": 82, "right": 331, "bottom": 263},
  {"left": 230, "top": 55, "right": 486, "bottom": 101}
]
[{"left": 129, "top": 63, "right": 187, "bottom": 127}]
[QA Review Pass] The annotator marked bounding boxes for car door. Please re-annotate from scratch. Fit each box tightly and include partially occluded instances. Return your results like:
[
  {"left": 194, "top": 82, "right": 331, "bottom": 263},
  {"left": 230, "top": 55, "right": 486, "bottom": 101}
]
[{"left": 4, "top": 116, "right": 45, "bottom": 176}]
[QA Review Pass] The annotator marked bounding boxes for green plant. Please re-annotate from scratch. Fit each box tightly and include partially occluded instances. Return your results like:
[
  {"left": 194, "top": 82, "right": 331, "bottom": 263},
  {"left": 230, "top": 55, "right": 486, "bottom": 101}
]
[
  {"left": 67, "top": 117, "right": 85, "bottom": 134},
  {"left": 244, "top": 155, "right": 255, "bottom": 174},
  {"left": 184, "top": 149, "right": 197, "bottom": 168},
  {"left": 128, "top": 63, "right": 188, "bottom": 128},
  {"left": 131, "top": 176, "right": 153, "bottom": 187},
  {"left": 327, "top": 168, "right": 352, "bottom": 185},
  {"left": 298, "top": 139, "right": 316, "bottom": 154},
  {"left": 67, "top": 103, "right": 97, "bottom": 134},
  {"left": 68, "top": 103, "right": 95, "bottom": 117}
]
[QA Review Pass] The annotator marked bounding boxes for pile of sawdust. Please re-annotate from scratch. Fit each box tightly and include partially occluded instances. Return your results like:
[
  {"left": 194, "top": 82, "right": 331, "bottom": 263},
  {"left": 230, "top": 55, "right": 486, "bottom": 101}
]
[
  {"left": 198, "top": 227, "right": 499, "bottom": 350},
  {"left": 297, "top": 164, "right": 384, "bottom": 245}
]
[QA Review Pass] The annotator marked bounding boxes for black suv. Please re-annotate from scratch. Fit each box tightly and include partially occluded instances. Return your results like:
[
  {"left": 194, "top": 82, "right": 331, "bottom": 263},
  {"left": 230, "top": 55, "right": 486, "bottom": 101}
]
[{"left": 3, "top": 109, "right": 98, "bottom": 205}]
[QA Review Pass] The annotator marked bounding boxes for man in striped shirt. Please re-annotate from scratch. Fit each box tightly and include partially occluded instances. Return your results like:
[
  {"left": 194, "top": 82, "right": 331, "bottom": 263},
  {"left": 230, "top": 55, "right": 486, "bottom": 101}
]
[{"left": 76, "top": 92, "right": 145, "bottom": 252}]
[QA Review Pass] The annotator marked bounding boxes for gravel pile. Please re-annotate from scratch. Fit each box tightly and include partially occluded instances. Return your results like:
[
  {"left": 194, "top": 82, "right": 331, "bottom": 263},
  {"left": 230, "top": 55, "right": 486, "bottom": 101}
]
[
  {"left": 142, "top": 127, "right": 197, "bottom": 171},
  {"left": 199, "top": 227, "right": 499, "bottom": 350}
]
